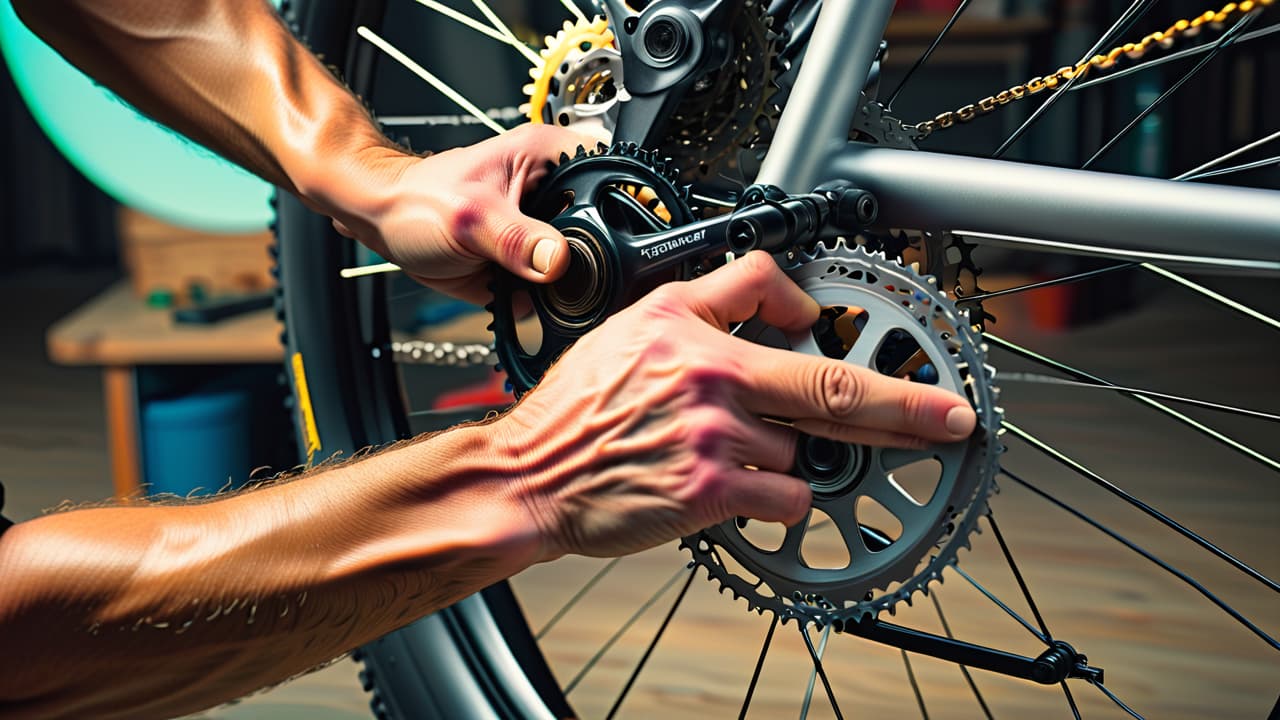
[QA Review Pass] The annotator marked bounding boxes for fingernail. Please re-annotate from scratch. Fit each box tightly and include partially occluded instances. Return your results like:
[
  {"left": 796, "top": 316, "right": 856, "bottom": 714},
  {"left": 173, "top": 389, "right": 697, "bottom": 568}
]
[
  {"left": 945, "top": 406, "right": 976, "bottom": 437},
  {"left": 532, "top": 238, "right": 558, "bottom": 275}
]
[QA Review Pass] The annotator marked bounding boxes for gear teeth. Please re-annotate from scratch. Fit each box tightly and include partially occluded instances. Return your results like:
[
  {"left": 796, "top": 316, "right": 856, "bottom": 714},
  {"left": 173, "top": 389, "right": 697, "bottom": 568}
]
[{"left": 684, "top": 242, "right": 1000, "bottom": 627}]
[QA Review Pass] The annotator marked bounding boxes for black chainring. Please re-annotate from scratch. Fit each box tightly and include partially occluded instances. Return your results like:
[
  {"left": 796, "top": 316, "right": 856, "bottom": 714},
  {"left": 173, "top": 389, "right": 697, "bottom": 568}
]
[{"left": 491, "top": 143, "right": 699, "bottom": 395}]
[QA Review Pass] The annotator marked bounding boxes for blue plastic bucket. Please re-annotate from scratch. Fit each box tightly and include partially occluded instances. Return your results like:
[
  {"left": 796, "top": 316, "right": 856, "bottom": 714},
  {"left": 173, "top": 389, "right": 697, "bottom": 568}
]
[{"left": 141, "top": 389, "right": 251, "bottom": 497}]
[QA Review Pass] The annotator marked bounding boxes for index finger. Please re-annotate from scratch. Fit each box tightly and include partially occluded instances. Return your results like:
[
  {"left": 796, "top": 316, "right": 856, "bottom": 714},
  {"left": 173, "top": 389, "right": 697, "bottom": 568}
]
[
  {"left": 675, "top": 251, "right": 820, "bottom": 332},
  {"left": 731, "top": 340, "right": 977, "bottom": 444}
]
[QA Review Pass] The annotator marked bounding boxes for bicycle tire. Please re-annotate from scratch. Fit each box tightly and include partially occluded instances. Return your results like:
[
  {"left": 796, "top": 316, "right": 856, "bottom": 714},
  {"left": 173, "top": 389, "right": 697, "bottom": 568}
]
[{"left": 275, "top": 1, "right": 572, "bottom": 717}]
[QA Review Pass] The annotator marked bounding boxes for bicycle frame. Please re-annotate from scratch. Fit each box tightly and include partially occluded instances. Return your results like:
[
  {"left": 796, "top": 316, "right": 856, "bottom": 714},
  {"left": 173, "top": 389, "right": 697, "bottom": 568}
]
[{"left": 757, "top": 0, "right": 1280, "bottom": 270}]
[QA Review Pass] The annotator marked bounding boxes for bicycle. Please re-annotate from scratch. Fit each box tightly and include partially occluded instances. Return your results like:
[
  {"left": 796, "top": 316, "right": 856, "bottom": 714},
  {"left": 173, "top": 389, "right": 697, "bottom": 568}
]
[{"left": 273, "top": 0, "right": 1280, "bottom": 717}]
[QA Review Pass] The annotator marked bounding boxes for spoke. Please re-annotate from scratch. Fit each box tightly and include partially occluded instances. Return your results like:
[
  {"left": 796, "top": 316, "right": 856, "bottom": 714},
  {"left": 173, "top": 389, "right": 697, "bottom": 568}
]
[
  {"left": 379, "top": 107, "right": 525, "bottom": 127},
  {"left": 998, "top": 372, "right": 1280, "bottom": 423},
  {"left": 1182, "top": 153, "right": 1280, "bottom": 181},
  {"left": 953, "top": 230, "right": 1280, "bottom": 272},
  {"left": 1173, "top": 128, "right": 1280, "bottom": 180},
  {"left": 563, "top": 565, "right": 692, "bottom": 694},
  {"left": 885, "top": 0, "right": 975, "bottom": 109},
  {"left": 798, "top": 623, "right": 830, "bottom": 719},
  {"left": 930, "top": 592, "right": 994, "bottom": 720},
  {"left": 1003, "top": 420, "right": 1280, "bottom": 593},
  {"left": 357, "top": 27, "right": 507, "bottom": 135},
  {"left": 738, "top": 615, "right": 778, "bottom": 720},
  {"left": 901, "top": 650, "right": 930, "bottom": 719},
  {"left": 536, "top": 557, "right": 621, "bottom": 639},
  {"left": 1001, "top": 466, "right": 1280, "bottom": 650},
  {"left": 1140, "top": 263, "right": 1280, "bottom": 333},
  {"left": 340, "top": 261, "right": 401, "bottom": 278},
  {"left": 799, "top": 623, "right": 844, "bottom": 720},
  {"left": 1072, "top": 23, "right": 1280, "bottom": 93},
  {"left": 956, "top": 263, "right": 1138, "bottom": 304},
  {"left": 987, "top": 512, "right": 1053, "bottom": 640},
  {"left": 604, "top": 566, "right": 697, "bottom": 720},
  {"left": 1090, "top": 679, "right": 1146, "bottom": 720},
  {"left": 465, "top": 0, "right": 544, "bottom": 65},
  {"left": 408, "top": 0, "right": 541, "bottom": 62},
  {"left": 1063, "top": 681, "right": 1084, "bottom": 720},
  {"left": 993, "top": 0, "right": 1160, "bottom": 157},
  {"left": 987, "top": 334, "right": 1280, "bottom": 473},
  {"left": 1082, "top": 12, "right": 1258, "bottom": 170},
  {"left": 559, "top": 0, "right": 589, "bottom": 25},
  {"left": 953, "top": 566, "right": 1050, "bottom": 644}
]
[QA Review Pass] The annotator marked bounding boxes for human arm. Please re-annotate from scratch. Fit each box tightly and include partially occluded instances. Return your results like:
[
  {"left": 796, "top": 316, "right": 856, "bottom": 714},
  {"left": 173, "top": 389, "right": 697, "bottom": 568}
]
[
  {"left": 0, "top": 253, "right": 976, "bottom": 718},
  {"left": 9, "top": 0, "right": 582, "bottom": 299}
]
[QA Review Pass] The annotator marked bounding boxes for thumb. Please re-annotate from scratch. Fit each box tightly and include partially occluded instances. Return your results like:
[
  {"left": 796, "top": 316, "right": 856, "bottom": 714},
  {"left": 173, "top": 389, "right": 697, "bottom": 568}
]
[{"left": 477, "top": 209, "right": 570, "bottom": 284}]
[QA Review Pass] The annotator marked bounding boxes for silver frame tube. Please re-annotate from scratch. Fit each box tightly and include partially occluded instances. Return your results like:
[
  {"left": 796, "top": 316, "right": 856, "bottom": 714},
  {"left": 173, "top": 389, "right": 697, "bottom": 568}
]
[
  {"left": 753, "top": 0, "right": 1279, "bottom": 267},
  {"left": 757, "top": 0, "right": 894, "bottom": 191},
  {"left": 826, "top": 146, "right": 1280, "bottom": 270}
]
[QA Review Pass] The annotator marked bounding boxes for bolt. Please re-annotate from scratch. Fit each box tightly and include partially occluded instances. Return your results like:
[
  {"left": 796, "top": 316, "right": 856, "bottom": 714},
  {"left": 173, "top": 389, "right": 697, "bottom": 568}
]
[
  {"left": 728, "top": 220, "right": 758, "bottom": 254},
  {"left": 643, "top": 18, "right": 685, "bottom": 62}
]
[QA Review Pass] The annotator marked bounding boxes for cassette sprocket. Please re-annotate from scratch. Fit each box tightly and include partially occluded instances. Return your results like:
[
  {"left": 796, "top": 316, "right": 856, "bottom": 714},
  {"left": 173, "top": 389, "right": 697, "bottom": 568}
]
[{"left": 682, "top": 241, "right": 1001, "bottom": 625}]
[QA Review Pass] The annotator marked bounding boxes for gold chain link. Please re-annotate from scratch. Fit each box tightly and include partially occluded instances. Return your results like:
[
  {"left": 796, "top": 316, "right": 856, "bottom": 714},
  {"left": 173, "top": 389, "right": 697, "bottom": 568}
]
[{"left": 910, "top": 0, "right": 1273, "bottom": 138}]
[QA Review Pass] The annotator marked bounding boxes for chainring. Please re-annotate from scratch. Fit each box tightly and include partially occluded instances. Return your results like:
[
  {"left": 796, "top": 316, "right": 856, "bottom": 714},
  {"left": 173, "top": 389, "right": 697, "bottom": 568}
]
[
  {"left": 490, "top": 142, "right": 698, "bottom": 396},
  {"left": 682, "top": 241, "right": 1001, "bottom": 625}
]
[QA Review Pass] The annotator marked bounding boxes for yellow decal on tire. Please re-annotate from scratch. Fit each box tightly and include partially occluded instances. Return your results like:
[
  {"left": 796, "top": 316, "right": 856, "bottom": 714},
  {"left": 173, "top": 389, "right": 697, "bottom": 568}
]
[{"left": 290, "top": 351, "right": 322, "bottom": 466}]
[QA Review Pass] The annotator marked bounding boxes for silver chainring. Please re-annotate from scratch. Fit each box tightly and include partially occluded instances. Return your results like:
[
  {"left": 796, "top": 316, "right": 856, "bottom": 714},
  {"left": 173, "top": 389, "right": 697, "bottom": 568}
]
[{"left": 682, "top": 242, "right": 1001, "bottom": 626}]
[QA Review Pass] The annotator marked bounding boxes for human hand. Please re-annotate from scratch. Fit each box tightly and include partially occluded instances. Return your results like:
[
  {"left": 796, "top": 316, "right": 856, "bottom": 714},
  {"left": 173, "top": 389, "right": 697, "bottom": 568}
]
[
  {"left": 319, "top": 124, "right": 594, "bottom": 304},
  {"left": 495, "top": 251, "right": 978, "bottom": 561}
]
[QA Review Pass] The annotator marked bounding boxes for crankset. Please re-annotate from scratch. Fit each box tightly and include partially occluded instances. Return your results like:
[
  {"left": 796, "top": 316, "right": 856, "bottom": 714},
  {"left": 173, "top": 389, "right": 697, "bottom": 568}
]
[{"left": 490, "top": 142, "right": 877, "bottom": 396}]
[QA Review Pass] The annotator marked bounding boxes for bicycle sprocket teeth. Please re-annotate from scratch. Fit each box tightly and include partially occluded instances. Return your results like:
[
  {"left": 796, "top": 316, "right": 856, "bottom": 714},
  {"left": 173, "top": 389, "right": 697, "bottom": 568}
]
[
  {"left": 522, "top": 16, "right": 618, "bottom": 138},
  {"left": 683, "top": 241, "right": 1001, "bottom": 628},
  {"left": 659, "top": 0, "right": 786, "bottom": 185}
]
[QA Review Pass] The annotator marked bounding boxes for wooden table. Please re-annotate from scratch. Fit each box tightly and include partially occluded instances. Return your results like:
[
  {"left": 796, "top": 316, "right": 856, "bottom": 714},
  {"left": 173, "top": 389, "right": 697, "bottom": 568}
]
[{"left": 46, "top": 281, "right": 282, "bottom": 498}]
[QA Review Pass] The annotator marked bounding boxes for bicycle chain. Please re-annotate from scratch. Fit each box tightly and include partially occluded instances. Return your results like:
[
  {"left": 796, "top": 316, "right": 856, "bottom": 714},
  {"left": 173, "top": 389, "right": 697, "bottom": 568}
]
[
  {"left": 906, "top": 0, "right": 1272, "bottom": 139},
  {"left": 390, "top": 340, "right": 495, "bottom": 367}
]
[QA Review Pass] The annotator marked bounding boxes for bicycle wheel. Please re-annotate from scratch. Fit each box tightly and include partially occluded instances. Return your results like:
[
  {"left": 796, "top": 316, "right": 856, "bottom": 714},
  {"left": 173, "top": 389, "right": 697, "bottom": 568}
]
[{"left": 274, "top": 0, "right": 1280, "bottom": 717}]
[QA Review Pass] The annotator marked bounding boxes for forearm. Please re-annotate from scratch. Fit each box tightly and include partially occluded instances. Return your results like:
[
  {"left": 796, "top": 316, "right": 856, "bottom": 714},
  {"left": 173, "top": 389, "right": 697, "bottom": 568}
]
[
  {"left": 10, "top": 0, "right": 393, "bottom": 208},
  {"left": 0, "top": 424, "right": 541, "bottom": 719}
]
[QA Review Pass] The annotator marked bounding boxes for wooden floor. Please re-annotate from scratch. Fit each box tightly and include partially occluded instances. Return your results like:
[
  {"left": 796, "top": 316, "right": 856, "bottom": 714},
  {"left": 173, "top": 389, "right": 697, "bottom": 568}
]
[{"left": 3, "top": 268, "right": 1277, "bottom": 718}]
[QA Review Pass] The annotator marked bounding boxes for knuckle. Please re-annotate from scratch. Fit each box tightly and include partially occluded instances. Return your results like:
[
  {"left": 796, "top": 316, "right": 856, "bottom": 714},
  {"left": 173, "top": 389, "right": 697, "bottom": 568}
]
[
  {"left": 636, "top": 282, "right": 693, "bottom": 323},
  {"left": 492, "top": 220, "right": 532, "bottom": 262},
  {"left": 738, "top": 249, "right": 776, "bottom": 277},
  {"left": 734, "top": 251, "right": 775, "bottom": 291},
  {"left": 817, "top": 362, "right": 866, "bottom": 417},
  {"left": 683, "top": 406, "right": 737, "bottom": 456},
  {"left": 899, "top": 388, "right": 930, "bottom": 428},
  {"left": 685, "top": 464, "right": 732, "bottom": 524},
  {"left": 443, "top": 196, "right": 484, "bottom": 237}
]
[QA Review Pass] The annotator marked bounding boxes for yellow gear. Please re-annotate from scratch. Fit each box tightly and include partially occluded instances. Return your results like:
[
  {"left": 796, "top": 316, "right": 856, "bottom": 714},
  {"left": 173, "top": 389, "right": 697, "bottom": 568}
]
[{"left": 522, "top": 17, "right": 615, "bottom": 124}]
